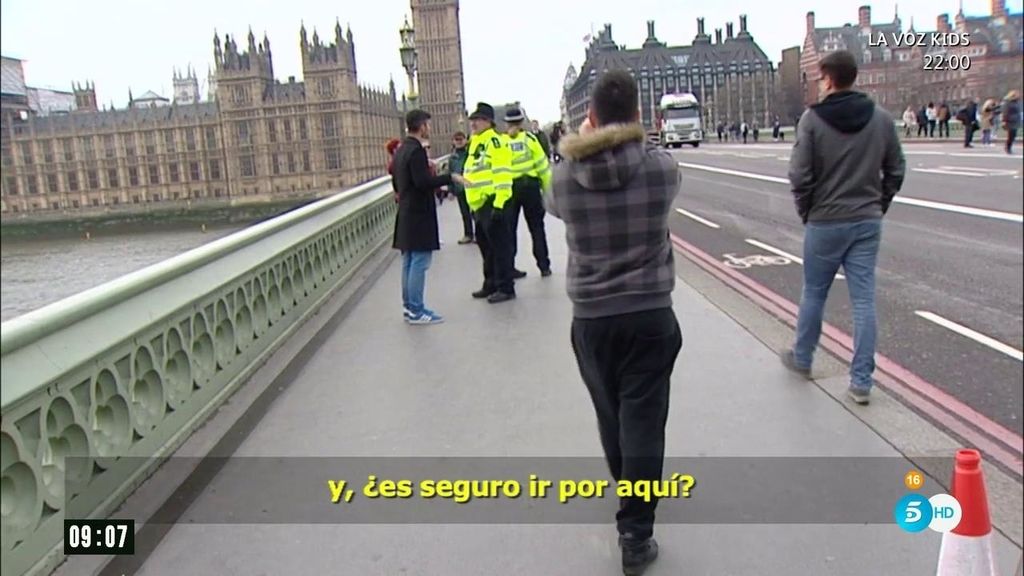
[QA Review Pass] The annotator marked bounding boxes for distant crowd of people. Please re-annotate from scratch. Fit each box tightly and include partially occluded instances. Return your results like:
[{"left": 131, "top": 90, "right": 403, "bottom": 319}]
[{"left": 901, "top": 91, "right": 1020, "bottom": 153}]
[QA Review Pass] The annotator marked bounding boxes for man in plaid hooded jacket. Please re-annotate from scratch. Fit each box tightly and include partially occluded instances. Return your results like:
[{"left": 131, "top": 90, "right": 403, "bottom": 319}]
[{"left": 545, "top": 69, "right": 682, "bottom": 576}]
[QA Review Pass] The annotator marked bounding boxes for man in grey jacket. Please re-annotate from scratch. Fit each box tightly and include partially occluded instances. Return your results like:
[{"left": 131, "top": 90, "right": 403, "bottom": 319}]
[
  {"left": 547, "top": 69, "right": 681, "bottom": 576},
  {"left": 782, "top": 50, "right": 906, "bottom": 404}
]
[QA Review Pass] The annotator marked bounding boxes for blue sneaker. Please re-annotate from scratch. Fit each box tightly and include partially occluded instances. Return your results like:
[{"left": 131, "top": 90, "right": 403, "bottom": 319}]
[
  {"left": 403, "top": 307, "right": 415, "bottom": 321},
  {"left": 408, "top": 311, "right": 444, "bottom": 325}
]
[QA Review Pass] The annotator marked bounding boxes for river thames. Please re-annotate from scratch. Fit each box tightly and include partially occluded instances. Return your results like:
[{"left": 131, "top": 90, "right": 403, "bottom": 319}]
[{"left": 1, "top": 224, "right": 242, "bottom": 322}]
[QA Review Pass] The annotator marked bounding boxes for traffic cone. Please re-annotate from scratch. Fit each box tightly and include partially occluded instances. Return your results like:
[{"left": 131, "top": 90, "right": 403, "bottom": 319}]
[{"left": 936, "top": 449, "right": 997, "bottom": 575}]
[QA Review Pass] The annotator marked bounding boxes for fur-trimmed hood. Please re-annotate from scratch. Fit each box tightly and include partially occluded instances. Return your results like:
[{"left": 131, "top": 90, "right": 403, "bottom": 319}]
[{"left": 556, "top": 123, "right": 649, "bottom": 192}]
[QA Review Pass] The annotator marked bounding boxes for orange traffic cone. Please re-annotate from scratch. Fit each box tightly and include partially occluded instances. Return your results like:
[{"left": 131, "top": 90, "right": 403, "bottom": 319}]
[{"left": 936, "top": 449, "right": 997, "bottom": 575}]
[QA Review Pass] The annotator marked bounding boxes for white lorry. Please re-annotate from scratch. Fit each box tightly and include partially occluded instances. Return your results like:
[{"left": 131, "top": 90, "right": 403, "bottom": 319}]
[{"left": 658, "top": 93, "right": 703, "bottom": 148}]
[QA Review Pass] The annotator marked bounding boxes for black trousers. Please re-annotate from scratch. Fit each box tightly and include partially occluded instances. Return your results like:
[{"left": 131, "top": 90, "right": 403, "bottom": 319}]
[
  {"left": 474, "top": 200, "right": 515, "bottom": 294},
  {"left": 1007, "top": 128, "right": 1018, "bottom": 154},
  {"left": 964, "top": 122, "right": 976, "bottom": 146},
  {"left": 570, "top": 307, "right": 682, "bottom": 540},
  {"left": 509, "top": 177, "right": 551, "bottom": 272},
  {"left": 455, "top": 188, "right": 474, "bottom": 238}
]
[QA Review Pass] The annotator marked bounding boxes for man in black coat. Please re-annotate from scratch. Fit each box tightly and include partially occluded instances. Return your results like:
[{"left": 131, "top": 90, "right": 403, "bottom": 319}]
[{"left": 392, "top": 109, "right": 468, "bottom": 325}]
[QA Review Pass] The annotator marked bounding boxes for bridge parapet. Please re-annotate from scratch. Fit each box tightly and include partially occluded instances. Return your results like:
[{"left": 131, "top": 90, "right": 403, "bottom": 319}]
[{"left": 0, "top": 176, "right": 396, "bottom": 575}]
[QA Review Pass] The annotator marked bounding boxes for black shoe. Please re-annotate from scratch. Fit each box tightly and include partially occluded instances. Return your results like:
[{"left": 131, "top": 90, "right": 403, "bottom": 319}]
[
  {"left": 620, "top": 536, "right": 659, "bottom": 576},
  {"left": 513, "top": 269, "right": 528, "bottom": 279},
  {"left": 540, "top": 268, "right": 552, "bottom": 277},
  {"left": 779, "top": 348, "right": 812, "bottom": 379},
  {"left": 487, "top": 291, "right": 516, "bottom": 304},
  {"left": 472, "top": 288, "right": 495, "bottom": 299},
  {"left": 458, "top": 236, "right": 474, "bottom": 245}
]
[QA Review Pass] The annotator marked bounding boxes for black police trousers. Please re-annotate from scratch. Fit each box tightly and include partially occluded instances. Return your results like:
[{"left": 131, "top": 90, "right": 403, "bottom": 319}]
[
  {"left": 474, "top": 199, "right": 515, "bottom": 295},
  {"left": 509, "top": 177, "right": 551, "bottom": 272}
]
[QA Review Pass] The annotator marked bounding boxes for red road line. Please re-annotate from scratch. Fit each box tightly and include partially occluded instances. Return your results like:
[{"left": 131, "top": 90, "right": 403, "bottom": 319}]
[{"left": 671, "top": 234, "right": 1024, "bottom": 473}]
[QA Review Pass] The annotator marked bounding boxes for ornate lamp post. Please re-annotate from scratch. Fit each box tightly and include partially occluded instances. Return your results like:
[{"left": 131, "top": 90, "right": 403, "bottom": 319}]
[{"left": 399, "top": 17, "right": 418, "bottom": 111}]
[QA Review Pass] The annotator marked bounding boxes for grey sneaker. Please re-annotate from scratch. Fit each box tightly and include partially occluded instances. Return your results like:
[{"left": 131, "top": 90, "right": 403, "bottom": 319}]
[
  {"left": 780, "top": 349, "right": 812, "bottom": 379},
  {"left": 847, "top": 386, "right": 870, "bottom": 405}
]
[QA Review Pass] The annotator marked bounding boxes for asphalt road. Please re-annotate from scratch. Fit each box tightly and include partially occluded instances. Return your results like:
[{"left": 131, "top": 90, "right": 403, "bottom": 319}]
[{"left": 667, "top": 141, "right": 1023, "bottom": 437}]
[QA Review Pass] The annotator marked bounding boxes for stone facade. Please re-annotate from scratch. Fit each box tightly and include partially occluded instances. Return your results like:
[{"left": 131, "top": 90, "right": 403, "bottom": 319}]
[
  {"left": 800, "top": 2, "right": 1023, "bottom": 113},
  {"left": 0, "top": 22, "right": 401, "bottom": 217},
  {"left": 411, "top": 0, "right": 466, "bottom": 153},
  {"left": 563, "top": 18, "right": 776, "bottom": 133}
]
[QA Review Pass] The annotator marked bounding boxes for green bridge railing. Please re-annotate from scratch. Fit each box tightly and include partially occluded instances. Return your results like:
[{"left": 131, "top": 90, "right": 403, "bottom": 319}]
[{"left": 1, "top": 176, "right": 397, "bottom": 575}]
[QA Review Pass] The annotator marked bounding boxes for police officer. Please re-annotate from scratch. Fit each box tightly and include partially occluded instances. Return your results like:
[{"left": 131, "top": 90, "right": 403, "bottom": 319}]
[
  {"left": 463, "top": 102, "right": 516, "bottom": 303},
  {"left": 504, "top": 106, "right": 552, "bottom": 277}
]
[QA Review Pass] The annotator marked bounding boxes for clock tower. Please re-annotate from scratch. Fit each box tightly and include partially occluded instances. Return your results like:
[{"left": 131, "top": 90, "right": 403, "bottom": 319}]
[{"left": 411, "top": 0, "right": 466, "bottom": 151}]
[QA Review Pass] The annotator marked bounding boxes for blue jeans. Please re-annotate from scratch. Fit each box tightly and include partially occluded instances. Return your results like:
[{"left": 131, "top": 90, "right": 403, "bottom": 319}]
[
  {"left": 794, "top": 219, "right": 882, "bottom": 390},
  {"left": 401, "top": 251, "right": 433, "bottom": 315}
]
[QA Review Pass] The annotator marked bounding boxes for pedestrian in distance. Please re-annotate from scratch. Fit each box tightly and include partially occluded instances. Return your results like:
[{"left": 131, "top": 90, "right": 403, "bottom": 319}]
[
  {"left": 902, "top": 106, "right": 916, "bottom": 138},
  {"left": 938, "top": 101, "right": 951, "bottom": 138},
  {"left": 546, "top": 69, "right": 682, "bottom": 576},
  {"left": 782, "top": 49, "right": 906, "bottom": 405},
  {"left": 504, "top": 106, "right": 553, "bottom": 278},
  {"left": 926, "top": 102, "right": 937, "bottom": 137},
  {"left": 448, "top": 131, "right": 474, "bottom": 244},
  {"left": 980, "top": 99, "right": 996, "bottom": 146},
  {"left": 531, "top": 119, "right": 552, "bottom": 159},
  {"left": 958, "top": 97, "right": 979, "bottom": 148},
  {"left": 1003, "top": 90, "right": 1020, "bottom": 155},
  {"left": 916, "top": 105, "right": 928, "bottom": 137},
  {"left": 550, "top": 122, "right": 564, "bottom": 163},
  {"left": 464, "top": 102, "right": 517, "bottom": 304},
  {"left": 386, "top": 137, "right": 402, "bottom": 203},
  {"left": 391, "top": 109, "right": 469, "bottom": 325}
]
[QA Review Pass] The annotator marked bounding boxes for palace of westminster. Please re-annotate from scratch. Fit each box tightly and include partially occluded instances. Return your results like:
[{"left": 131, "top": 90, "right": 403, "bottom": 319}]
[{"left": 0, "top": 0, "right": 467, "bottom": 216}]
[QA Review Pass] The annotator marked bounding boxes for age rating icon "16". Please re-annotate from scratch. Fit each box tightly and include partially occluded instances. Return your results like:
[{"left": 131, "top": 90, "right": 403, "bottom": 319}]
[{"left": 894, "top": 493, "right": 962, "bottom": 533}]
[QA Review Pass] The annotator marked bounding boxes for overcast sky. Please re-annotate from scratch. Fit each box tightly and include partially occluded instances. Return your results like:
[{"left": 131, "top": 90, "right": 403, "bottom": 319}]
[{"left": 2, "top": 0, "right": 1021, "bottom": 122}]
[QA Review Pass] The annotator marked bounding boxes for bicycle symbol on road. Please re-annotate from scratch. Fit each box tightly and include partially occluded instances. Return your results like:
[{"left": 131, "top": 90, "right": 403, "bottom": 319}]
[{"left": 722, "top": 253, "right": 792, "bottom": 269}]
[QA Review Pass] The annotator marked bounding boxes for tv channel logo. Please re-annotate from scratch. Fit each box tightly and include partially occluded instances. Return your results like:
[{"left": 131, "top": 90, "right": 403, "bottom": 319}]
[{"left": 894, "top": 493, "right": 962, "bottom": 533}]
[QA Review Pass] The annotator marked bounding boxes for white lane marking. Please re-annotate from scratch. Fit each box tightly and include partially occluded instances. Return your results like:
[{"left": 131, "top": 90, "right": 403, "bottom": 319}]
[
  {"left": 913, "top": 166, "right": 1018, "bottom": 177},
  {"left": 913, "top": 168, "right": 986, "bottom": 177},
  {"left": 948, "top": 152, "right": 1024, "bottom": 159},
  {"left": 675, "top": 208, "right": 720, "bottom": 229},
  {"left": 915, "top": 310, "right": 1024, "bottom": 362},
  {"left": 894, "top": 197, "right": 1023, "bottom": 223},
  {"left": 679, "top": 162, "right": 787, "bottom": 184},
  {"left": 679, "top": 162, "right": 1024, "bottom": 224},
  {"left": 745, "top": 238, "right": 845, "bottom": 280}
]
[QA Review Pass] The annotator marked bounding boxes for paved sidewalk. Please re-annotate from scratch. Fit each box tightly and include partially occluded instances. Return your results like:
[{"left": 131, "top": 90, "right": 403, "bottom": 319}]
[{"left": 101, "top": 202, "right": 1019, "bottom": 575}]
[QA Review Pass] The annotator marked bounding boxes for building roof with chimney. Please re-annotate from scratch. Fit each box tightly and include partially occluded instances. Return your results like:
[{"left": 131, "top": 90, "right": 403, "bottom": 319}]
[{"left": 570, "top": 18, "right": 773, "bottom": 94}]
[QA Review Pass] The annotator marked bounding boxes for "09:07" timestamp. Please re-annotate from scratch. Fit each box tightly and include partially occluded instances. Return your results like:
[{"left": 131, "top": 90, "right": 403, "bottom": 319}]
[{"left": 63, "top": 519, "right": 135, "bottom": 555}]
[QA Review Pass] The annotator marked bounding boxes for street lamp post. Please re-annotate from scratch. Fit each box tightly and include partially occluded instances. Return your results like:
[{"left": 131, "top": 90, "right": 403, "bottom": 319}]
[{"left": 399, "top": 18, "right": 418, "bottom": 110}]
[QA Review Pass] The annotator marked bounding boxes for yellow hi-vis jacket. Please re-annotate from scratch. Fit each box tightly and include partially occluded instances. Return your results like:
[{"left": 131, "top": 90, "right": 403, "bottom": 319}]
[
  {"left": 504, "top": 130, "right": 552, "bottom": 192},
  {"left": 464, "top": 127, "right": 513, "bottom": 212}
]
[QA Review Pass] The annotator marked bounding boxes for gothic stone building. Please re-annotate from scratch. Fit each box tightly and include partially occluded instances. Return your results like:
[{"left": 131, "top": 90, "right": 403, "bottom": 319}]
[
  {"left": 562, "top": 17, "right": 776, "bottom": 133},
  {"left": 800, "top": 2, "right": 1023, "bottom": 113},
  {"left": 411, "top": 0, "right": 467, "bottom": 152},
  {"left": 0, "top": 23, "right": 400, "bottom": 216}
]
